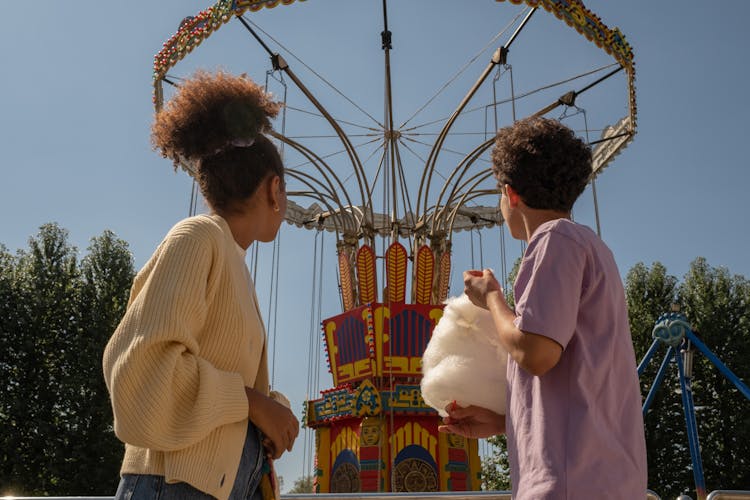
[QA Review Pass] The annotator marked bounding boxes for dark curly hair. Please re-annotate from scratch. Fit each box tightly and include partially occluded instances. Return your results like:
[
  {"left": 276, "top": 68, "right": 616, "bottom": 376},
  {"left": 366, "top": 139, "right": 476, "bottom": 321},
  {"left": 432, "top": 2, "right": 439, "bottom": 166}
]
[
  {"left": 491, "top": 117, "right": 592, "bottom": 212},
  {"left": 151, "top": 70, "right": 284, "bottom": 214}
]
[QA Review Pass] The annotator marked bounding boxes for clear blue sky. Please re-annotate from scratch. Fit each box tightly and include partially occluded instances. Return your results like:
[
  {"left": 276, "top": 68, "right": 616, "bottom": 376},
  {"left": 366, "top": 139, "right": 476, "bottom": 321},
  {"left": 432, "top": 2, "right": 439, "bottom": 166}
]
[{"left": 2, "top": 0, "right": 749, "bottom": 491}]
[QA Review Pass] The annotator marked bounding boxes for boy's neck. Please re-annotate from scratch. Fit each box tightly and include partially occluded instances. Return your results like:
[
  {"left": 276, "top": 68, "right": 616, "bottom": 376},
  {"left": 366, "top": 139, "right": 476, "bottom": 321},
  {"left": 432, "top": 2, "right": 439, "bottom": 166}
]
[{"left": 520, "top": 208, "right": 570, "bottom": 242}]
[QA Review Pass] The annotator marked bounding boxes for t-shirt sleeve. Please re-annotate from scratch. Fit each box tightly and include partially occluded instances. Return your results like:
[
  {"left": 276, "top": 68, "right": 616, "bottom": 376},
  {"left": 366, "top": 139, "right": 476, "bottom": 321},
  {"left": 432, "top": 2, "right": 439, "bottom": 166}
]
[{"left": 513, "top": 230, "right": 586, "bottom": 349}]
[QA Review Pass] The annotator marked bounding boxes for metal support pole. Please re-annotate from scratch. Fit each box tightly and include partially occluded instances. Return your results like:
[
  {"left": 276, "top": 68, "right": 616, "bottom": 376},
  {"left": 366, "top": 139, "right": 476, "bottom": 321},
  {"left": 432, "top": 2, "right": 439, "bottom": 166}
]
[
  {"left": 685, "top": 329, "right": 750, "bottom": 401},
  {"left": 676, "top": 348, "right": 707, "bottom": 500},
  {"left": 638, "top": 338, "right": 662, "bottom": 377},
  {"left": 642, "top": 346, "right": 675, "bottom": 416}
]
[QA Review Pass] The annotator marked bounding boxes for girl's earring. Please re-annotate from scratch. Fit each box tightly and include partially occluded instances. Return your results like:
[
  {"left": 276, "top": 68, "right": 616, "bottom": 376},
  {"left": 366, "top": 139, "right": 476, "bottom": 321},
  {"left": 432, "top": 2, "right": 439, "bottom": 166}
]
[{"left": 273, "top": 205, "right": 280, "bottom": 212}]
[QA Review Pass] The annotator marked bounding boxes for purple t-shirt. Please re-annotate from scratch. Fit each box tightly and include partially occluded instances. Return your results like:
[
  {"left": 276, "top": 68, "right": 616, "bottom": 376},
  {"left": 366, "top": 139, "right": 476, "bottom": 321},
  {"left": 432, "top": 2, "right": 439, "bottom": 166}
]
[{"left": 507, "top": 219, "right": 647, "bottom": 499}]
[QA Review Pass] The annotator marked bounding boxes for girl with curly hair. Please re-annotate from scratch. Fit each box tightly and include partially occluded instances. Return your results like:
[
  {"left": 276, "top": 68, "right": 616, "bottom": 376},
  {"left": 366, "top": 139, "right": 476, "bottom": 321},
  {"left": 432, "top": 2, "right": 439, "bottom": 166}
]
[
  {"left": 103, "top": 70, "right": 298, "bottom": 500},
  {"left": 441, "top": 117, "right": 647, "bottom": 499}
]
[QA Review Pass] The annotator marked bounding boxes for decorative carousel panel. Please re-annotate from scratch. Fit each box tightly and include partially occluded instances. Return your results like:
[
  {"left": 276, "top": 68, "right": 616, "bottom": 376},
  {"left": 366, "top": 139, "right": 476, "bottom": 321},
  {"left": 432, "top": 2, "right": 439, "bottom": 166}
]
[
  {"left": 330, "top": 448, "right": 361, "bottom": 493},
  {"left": 313, "top": 426, "right": 331, "bottom": 493},
  {"left": 385, "top": 241, "right": 408, "bottom": 304},
  {"left": 376, "top": 303, "right": 444, "bottom": 378},
  {"left": 413, "top": 245, "right": 435, "bottom": 305},
  {"left": 323, "top": 304, "right": 377, "bottom": 386},
  {"left": 391, "top": 425, "right": 440, "bottom": 493},
  {"left": 338, "top": 250, "right": 357, "bottom": 312},
  {"left": 356, "top": 245, "right": 378, "bottom": 305},
  {"left": 359, "top": 416, "right": 388, "bottom": 492},
  {"left": 310, "top": 386, "right": 356, "bottom": 424},
  {"left": 438, "top": 430, "right": 473, "bottom": 491},
  {"left": 437, "top": 251, "right": 452, "bottom": 303},
  {"left": 353, "top": 379, "right": 382, "bottom": 417},
  {"left": 382, "top": 384, "right": 435, "bottom": 414}
]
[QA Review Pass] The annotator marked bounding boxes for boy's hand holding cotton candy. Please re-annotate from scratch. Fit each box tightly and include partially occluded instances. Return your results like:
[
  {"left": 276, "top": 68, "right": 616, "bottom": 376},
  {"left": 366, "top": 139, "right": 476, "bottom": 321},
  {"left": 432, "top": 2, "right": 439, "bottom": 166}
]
[
  {"left": 463, "top": 268, "right": 503, "bottom": 309},
  {"left": 438, "top": 403, "right": 506, "bottom": 438},
  {"left": 420, "top": 294, "right": 508, "bottom": 417}
]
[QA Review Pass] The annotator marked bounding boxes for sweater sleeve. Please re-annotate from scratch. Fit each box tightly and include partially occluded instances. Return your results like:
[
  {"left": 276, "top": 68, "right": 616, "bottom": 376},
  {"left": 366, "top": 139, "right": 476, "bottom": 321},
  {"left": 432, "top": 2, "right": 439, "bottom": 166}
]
[{"left": 103, "top": 224, "right": 249, "bottom": 452}]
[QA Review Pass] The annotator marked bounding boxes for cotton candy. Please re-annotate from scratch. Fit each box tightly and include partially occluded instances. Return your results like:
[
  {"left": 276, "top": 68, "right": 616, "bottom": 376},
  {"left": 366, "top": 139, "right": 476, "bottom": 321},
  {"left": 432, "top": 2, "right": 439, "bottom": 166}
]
[{"left": 421, "top": 294, "right": 508, "bottom": 417}]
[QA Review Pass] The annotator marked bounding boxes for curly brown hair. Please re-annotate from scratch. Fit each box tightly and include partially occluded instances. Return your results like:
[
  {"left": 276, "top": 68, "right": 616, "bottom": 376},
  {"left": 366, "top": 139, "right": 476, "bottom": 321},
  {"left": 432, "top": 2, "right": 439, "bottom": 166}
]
[
  {"left": 151, "top": 70, "right": 284, "bottom": 213},
  {"left": 491, "top": 117, "right": 592, "bottom": 212}
]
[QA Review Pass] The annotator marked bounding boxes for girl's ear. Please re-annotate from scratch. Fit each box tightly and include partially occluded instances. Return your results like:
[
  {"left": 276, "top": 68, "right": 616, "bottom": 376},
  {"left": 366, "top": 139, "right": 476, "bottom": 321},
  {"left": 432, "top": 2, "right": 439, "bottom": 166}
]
[{"left": 268, "top": 174, "right": 282, "bottom": 211}]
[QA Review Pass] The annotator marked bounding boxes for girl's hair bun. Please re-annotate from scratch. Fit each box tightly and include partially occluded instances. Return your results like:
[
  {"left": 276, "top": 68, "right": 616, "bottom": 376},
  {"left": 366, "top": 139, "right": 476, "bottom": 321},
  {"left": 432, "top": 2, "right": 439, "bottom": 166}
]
[{"left": 152, "top": 70, "right": 280, "bottom": 164}]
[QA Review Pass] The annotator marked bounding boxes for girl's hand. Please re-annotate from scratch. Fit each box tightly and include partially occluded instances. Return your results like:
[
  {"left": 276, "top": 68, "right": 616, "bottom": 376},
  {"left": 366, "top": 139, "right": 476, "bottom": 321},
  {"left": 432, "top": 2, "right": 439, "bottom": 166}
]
[{"left": 245, "top": 387, "right": 299, "bottom": 459}]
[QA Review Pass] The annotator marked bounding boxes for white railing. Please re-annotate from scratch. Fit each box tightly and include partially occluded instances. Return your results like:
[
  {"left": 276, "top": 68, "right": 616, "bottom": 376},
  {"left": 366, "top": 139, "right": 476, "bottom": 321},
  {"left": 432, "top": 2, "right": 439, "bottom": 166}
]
[
  {"left": 0, "top": 496, "right": 503, "bottom": 500},
  {"left": 0, "top": 491, "right": 665, "bottom": 500},
  {"left": 706, "top": 492, "right": 750, "bottom": 500}
]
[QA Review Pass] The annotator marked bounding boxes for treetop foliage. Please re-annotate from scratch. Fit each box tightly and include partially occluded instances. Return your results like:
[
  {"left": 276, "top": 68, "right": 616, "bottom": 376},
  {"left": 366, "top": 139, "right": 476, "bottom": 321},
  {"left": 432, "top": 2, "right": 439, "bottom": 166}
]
[{"left": 0, "top": 223, "right": 134, "bottom": 496}]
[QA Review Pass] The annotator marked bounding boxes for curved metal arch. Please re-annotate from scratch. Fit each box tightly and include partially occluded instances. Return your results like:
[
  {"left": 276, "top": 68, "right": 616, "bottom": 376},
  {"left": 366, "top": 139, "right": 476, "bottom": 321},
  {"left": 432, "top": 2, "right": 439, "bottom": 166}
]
[
  {"left": 414, "top": 45, "right": 503, "bottom": 223},
  {"left": 269, "top": 131, "right": 358, "bottom": 222},
  {"left": 285, "top": 187, "right": 344, "bottom": 239},
  {"left": 284, "top": 169, "right": 353, "bottom": 234},
  {"left": 440, "top": 169, "right": 498, "bottom": 234},
  {"left": 432, "top": 66, "right": 634, "bottom": 237},
  {"left": 446, "top": 184, "right": 501, "bottom": 238},
  {"left": 152, "top": 0, "right": 373, "bottom": 229},
  {"left": 416, "top": 7, "right": 536, "bottom": 223},
  {"left": 430, "top": 137, "right": 495, "bottom": 235},
  {"left": 250, "top": 46, "right": 373, "bottom": 228}
]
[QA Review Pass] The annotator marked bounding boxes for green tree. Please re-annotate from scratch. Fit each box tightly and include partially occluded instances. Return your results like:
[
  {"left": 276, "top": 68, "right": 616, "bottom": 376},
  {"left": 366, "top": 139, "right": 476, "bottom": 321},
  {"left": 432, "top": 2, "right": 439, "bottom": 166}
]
[
  {"left": 64, "top": 230, "right": 134, "bottom": 493},
  {"left": 5, "top": 224, "right": 82, "bottom": 494},
  {"left": 0, "top": 245, "right": 22, "bottom": 493},
  {"left": 288, "top": 475, "right": 314, "bottom": 493},
  {"left": 480, "top": 435, "right": 510, "bottom": 491},
  {"left": 677, "top": 258, "right": 750, "bottom": 494},
  {"left": 626, "top": 262, "right": 687, "bottom": 496},
  {"left": 627, "top": 259, "right": 750, "bottom": 498},
  {"left": 0, "top": 225, "right": 134, "bottom": 496}
]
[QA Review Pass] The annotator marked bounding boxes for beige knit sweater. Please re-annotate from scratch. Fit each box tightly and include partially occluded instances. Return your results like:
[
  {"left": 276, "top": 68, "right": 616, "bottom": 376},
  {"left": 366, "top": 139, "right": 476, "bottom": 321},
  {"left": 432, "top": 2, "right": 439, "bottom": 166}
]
[{"left": 103, "top": 214, "right": 270, "bottom": 500}]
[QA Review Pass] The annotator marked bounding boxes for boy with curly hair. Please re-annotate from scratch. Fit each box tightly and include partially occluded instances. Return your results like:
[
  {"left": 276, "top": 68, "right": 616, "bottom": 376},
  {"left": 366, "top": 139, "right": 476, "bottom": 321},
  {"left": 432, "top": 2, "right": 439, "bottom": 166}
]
[{"left": 440, "top": 117, "right": 647, "bottom": 499}]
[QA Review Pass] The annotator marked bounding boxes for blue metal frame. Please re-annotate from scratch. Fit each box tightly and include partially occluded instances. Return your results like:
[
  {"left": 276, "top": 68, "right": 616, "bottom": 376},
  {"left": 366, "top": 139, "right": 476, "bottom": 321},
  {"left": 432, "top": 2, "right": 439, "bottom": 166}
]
[
  {"left": 638, "top": 338, "right": 661, "bottom": 377},
  {"left": 642, "top": 345, "right": 674, "bottom": 415},
  {"left": 675, "top": 349, "right": 706, "bottom": 499},
  {"left": 638, "top": 312, "right": 750, "bottom": 500},
  {"left": 684, "top": 328, "right": 750, "bottom": 400}
]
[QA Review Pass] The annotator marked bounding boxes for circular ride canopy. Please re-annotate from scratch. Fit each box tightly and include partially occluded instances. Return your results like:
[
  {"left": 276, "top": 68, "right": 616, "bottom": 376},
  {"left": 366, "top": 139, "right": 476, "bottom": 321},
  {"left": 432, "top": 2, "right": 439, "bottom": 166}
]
[{"left": 152, "top": 0, "right": 636, "bottom": 246}]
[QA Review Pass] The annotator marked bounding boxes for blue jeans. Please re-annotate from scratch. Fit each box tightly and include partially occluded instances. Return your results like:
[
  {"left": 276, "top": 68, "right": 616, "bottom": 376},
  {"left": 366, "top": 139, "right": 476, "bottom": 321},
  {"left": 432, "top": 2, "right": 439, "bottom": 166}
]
[{"left": 114, "top": 422, "right": 265, "bottom": 500}]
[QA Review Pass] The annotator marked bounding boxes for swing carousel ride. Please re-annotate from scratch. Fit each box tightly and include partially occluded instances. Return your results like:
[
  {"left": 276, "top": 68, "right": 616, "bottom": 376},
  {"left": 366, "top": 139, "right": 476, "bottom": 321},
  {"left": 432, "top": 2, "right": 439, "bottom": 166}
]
[{"left": 152, "top": 0, "right": 635, "bottom": 493}]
